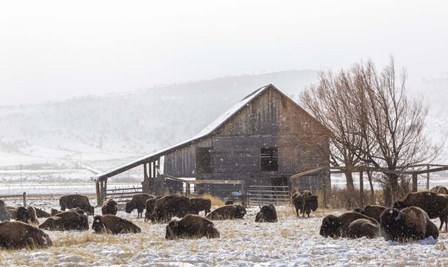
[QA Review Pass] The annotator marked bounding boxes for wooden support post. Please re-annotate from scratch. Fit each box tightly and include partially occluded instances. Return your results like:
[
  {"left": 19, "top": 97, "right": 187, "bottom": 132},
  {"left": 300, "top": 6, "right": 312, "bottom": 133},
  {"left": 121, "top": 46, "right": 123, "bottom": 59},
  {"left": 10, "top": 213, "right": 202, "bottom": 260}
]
[
  {"left": 144, "top": 163, "right": 148, "bottom": 179},
  {"left": 241, "top": 181, "right": 247, "bottom": 208},
  {"left": 186, "top": 182, "right": 190, "bottom": 197},
  {"left": 96, "top": 181, "right": 101, "bottom": 206},
  {"left": 22, "top": 192, "right": 26, "bottom": 207},
  {"left": 359, "top": 171, "right": 364, "bottom": 208},
  {"left": 412, "top": 173, "right": 418, "bottom": 192},
  {"left": 322, "top": 171, "right": 327, "bottom": 208},
  {"left": 426, "top": 164, "right": 430, "bottom": 190}
]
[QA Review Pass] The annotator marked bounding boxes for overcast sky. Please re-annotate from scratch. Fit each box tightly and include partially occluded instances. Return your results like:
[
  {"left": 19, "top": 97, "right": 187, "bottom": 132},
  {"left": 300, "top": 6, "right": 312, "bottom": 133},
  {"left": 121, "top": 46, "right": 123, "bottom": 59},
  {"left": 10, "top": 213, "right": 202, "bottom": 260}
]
[{"left": 1, "top": 0, "right": 447, "bottom": 105}]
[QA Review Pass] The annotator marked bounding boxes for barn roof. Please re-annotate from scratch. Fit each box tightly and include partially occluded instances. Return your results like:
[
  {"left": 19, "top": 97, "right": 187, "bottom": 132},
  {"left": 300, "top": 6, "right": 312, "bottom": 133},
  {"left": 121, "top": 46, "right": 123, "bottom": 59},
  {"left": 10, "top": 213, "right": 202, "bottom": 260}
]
[{"left": 94, "top": 84, "right": 270, "bottom": 182}]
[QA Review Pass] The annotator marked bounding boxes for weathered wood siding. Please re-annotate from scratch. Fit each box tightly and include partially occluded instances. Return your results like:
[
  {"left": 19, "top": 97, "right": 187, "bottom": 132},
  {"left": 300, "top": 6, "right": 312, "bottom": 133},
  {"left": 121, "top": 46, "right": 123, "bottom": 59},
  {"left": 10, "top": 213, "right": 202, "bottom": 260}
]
[{"left": 163, "top": 86, "right": 330, "bottom": 194}]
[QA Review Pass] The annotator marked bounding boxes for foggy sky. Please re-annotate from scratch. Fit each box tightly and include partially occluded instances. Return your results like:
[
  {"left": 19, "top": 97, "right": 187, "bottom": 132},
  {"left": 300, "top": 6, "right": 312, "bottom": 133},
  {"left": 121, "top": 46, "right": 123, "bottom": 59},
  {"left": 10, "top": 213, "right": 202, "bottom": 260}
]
[{"left": 1, "top": 0, "right": 447, "bottom": 106}]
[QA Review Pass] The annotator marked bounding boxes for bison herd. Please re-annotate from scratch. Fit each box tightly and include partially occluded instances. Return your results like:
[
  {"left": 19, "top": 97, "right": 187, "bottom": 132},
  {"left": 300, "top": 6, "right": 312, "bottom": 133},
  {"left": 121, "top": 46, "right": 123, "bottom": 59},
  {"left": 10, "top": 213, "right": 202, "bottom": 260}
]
[
  {"left": 2, "top": 186, "right": 448, "bottom": 250},
  {"left": 321, "top": 187, "right": 448, "bottom": 242}
]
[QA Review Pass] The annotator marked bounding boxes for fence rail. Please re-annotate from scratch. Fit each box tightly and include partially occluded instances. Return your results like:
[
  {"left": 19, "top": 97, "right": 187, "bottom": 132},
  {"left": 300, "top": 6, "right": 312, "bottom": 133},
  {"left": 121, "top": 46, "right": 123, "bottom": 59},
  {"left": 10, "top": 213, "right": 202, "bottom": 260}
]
[
  {"left": 0, "top": 192, "right": 27, "bottom": 206},
  {"left": 106, "top": 186, "right": 143, "bottom": 203},
  {"left": 247, "top": 185, "right": 290, "bottom": 206}
]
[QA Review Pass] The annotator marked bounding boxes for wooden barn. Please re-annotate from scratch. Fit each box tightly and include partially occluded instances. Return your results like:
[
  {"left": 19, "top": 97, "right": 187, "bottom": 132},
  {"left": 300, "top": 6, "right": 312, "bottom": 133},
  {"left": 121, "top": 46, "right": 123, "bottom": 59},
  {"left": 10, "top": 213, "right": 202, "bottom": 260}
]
[{"left": 94, "top": 84, "right": 330, "bottom": 204}]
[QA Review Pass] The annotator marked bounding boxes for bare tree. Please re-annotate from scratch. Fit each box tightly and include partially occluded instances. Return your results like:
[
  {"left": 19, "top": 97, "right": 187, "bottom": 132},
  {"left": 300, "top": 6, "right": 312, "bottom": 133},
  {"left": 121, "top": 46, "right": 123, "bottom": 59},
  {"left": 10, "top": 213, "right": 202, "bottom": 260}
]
[
  {"left": 301, "top": 58, "right": 441, "bottom": 206},
  {"left": 300, "top": 70, "right": 362, "bottom": 198}
]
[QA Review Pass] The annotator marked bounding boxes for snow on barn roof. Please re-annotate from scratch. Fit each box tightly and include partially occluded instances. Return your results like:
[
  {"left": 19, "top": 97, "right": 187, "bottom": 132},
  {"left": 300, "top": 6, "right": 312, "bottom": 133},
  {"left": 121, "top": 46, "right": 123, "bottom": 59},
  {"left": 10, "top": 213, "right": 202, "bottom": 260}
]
[{"left": 94, "top": 84, "right": 271, "bottom": 181}]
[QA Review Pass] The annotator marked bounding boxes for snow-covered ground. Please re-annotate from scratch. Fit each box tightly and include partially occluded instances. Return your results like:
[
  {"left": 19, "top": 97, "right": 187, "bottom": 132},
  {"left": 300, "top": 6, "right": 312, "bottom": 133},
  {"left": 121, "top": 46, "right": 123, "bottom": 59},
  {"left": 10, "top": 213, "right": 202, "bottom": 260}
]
[{"left": 1, "top": 204, "right": 448, "bottom": 266}]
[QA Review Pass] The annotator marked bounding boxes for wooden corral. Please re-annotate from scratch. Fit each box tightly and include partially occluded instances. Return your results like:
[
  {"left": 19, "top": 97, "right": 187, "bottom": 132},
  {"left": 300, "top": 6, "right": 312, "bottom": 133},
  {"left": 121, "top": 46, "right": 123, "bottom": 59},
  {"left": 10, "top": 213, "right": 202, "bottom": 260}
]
[
  {"left": 289, "top": 164, "right": 448, "bottom": 208},
  {"left": 93, "top": 84, "right": 331, "bottom": 205}
]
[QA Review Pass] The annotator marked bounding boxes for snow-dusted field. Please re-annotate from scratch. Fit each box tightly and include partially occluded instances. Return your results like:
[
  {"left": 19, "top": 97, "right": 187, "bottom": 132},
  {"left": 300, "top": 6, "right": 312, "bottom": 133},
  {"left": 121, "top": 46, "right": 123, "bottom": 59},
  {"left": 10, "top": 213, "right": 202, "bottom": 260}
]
[{"left": 2, "top": 204, "right": 448, "bottom": 266}]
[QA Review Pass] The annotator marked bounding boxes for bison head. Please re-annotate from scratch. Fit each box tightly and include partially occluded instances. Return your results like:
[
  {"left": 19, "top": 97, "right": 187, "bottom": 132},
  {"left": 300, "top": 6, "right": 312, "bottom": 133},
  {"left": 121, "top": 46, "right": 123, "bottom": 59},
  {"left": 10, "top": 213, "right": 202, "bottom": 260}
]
[
  {"left": 235, "top": 205, "right": 246, "bottom": 219},
  {"left": 320, "top": 215, "right": 342, "bottom": 238},
  {"left": 392, "top": 201, "right": 406, "bottom": 210},
  {"left": 125, "top": 202, "right": 134, "bottom": 213},
  {"left": 92, "top": 215, "right": 106, "bottom": 233},
  {"left": 165, "top": 219, "right": 179, "bottom": 240},
  {"left": 86, "top": 205, "right": 95, "bottom": 215}
]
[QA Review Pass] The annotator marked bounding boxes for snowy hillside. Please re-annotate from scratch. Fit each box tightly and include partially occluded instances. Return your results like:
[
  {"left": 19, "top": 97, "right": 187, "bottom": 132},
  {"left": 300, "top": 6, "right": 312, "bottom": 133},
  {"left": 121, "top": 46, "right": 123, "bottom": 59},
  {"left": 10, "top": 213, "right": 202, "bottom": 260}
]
[{"left": 0, "top": 70, "right": 317, "bottom": 168}]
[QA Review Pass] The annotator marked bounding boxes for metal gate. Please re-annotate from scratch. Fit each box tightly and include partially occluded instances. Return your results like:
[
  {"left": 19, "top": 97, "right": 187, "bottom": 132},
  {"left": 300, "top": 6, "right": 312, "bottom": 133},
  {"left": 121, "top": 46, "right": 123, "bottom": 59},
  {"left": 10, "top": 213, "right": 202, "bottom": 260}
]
[
  {"left": 106, "top": 185, "right": 143, "bottom": 203},
  {"left": 247, "top": 185, "right": 290, "bottom": 206}
]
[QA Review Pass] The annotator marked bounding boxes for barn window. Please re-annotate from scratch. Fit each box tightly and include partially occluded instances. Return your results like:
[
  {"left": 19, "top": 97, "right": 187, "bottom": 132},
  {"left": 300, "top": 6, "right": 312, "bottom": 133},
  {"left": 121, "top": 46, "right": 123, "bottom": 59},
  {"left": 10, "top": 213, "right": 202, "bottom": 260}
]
[
  {"left": 196, "top": 147, "right": 212, "bottom": 173},
  {"left": 261, "top": 148, "right": 278, "bottom": 171}
]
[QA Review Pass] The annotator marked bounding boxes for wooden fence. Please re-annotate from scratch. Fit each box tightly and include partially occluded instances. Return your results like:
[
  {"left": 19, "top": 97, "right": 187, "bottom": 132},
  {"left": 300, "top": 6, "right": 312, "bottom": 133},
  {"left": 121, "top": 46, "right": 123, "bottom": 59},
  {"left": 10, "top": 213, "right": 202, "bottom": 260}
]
[
  {"left": 0, "top": 192, "right": 27, "bottom": 206},
  {"left": 247, "top": 185, "right": 290, "bottom": 206},
  {"left": 105, "top": 186, "right": 143, "bottom": 203}
]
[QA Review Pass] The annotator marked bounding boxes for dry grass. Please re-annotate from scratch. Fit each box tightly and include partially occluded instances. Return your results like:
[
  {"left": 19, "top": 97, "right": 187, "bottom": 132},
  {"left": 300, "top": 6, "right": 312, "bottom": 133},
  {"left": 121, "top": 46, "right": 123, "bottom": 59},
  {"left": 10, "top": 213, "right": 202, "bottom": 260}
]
[{"left": 200, "top": 194, "right": 225, "bottom": 206}]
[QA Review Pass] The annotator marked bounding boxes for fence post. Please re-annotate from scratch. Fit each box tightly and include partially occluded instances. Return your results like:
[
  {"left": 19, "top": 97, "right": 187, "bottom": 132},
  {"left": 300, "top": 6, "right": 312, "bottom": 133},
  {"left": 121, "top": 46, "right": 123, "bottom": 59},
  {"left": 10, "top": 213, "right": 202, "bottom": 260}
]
[{"left": 23, "top": 192, "right": 27, "bottom": 207}]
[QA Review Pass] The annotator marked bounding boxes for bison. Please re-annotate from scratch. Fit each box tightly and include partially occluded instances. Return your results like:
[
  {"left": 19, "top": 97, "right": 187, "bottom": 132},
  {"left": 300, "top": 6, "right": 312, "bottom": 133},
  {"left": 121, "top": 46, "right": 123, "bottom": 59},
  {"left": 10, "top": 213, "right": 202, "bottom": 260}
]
[
  {"left": 0, "top": 221, "right": 52, "bottom": 249},
  {"left": 347, "top": 218, "right": 380, "bottom": 239},
  {"left": 393, "top": 191, "right": 448, "bottom": 231},
  {"left": 125, "top": 193, "right": 154, "bottom": 218},
  {"left": 189, "top": 198, "right": 212, "bottom": 216},
  {"left": 35, "top": 208, "right": 51, "bottom": 218},
  {"left": 92, "top": 215, "right": 141, "bottom": 234},
  {"left": 39, "top": 209, "right": 89, "bottom": 231},
  {"left": 59, "top": 194, "right": 94, "bottom": 215},
  {"left": 354, "top": 205, "right": 387, "bottom": 222},
  {"left": 225, "top": 200, "right": 234, "bottom": 205},
  {"left": 144, "top": 197, "right": 162, "bottom": 222},
  {"left": 0, "top": 200, "right": 11, "bottom": 222},
  {"left": 320, "top": 212, "right": 378, "bottom": 238},
  {"left": 430, "top": 185, "right": 448, "bottom": 194},
  {"left": 165, "top": 214, "right": 220, "bottom": 240},
  {"left": 206, "top": 205, "right": 246, "bottom": 220},
  {"left": 255, "top": 204, "right": 278, "bottom": 223},
  {"left": 150, "top": 195, "right": 190, "bottom": 223},
  {"left": 380, "top": 207, "right": 439, "bottom": 242},
  {"left": 16, "top": 206, "right": 39, "bottom": 225},
  {"left": 101, "top": 199, "right": 118, "bottom": 215},
  {"left": 292, "top": 191, "right": 318, "bottom": 217}
]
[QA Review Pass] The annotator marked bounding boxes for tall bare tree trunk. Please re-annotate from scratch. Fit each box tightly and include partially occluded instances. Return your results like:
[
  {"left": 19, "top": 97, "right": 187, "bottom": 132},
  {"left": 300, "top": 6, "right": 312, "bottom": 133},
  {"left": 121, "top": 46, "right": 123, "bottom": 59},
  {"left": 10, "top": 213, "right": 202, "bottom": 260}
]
[{"left": 367, "top": 171, "right": 375, "bottom": 204}]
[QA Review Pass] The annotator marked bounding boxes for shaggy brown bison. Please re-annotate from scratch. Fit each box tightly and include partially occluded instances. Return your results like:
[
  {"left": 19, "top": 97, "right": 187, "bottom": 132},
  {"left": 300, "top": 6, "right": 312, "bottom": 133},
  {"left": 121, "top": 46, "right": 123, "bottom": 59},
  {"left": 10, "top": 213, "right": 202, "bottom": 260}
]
[
  {"left": 150, "top": 195, "right": 190, "bottom": 223},
  {"left": 380, "top": 207, "right": 439, "bottom": 242},
  {"left": 255, "top": 204, "right": 278, "bottom": 223},
  {"left": 59, "top": 194, "right": 94, "bottom": 215},
  {"left": 292, "top": 191, "right": 318, "bottom": 217},
  {"left": 165, "top": 214, "right": 220, "bottom": 240},
  {"left": 393, "top": 191, "right": 448, "bottom": 231},
  {"left": 0, "top": 221, "right": 52, "bottom": 249},
  {"left": 0, "top": 200, "right": 11, "bottom": 222},
  {"left": 354, "top": 205, "right": 387, "bottom": 222},
  {"left": 206, "top": 205, "right": 246, "bottom": 220},
  {"left": 125, "top": 193, "right": 154, "bottom": 218},
  {"left": 16, "top": 206, "right": 39, "bottom": 225},
  {"left": 189, "top": 198, "right": 212, "bottom": 216},
  {"left": 347, "top": 218, "right": 380, "bottom": 239},
  {"left": 225, "top": 200, "right": 234, "bottom": 205},
  {"left": 92, "top": 215, "right": 141, "bottom": 234},
  {"left": 144, "top": 197, "right": 163, "bottom": 222},
  {"left": 430, "top": 185, "right": 448, "bottom": 194},
  {"left": 35, "top": 207, "right": 51, "bottom": 218},
  {"left": 39, "top": 210, "right": 89, "bottom": 231},
  {"left": 320, "top": 212, "right": 378, "bottom": 238},
  {"left": 101, "top": 199, "right": 118, "bottom": 215}
]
